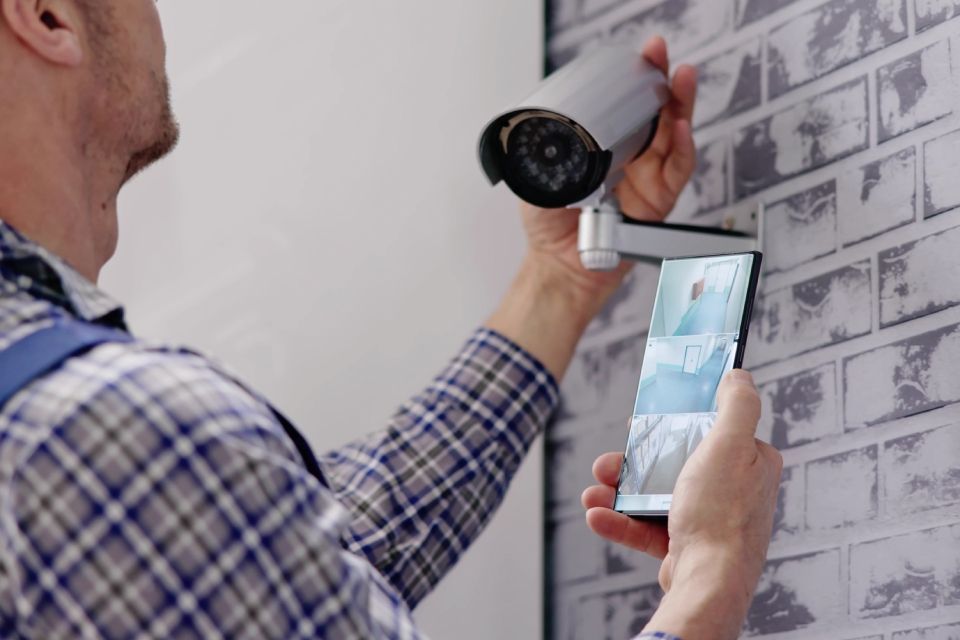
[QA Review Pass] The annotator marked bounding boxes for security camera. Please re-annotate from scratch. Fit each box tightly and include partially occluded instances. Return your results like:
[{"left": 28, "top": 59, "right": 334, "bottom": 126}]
[
  {"left": 477, "top": 42, "right": 758, "bottom": 271},
  {"left": 478, "top": 42, "right": 669, "bottom": 211}
]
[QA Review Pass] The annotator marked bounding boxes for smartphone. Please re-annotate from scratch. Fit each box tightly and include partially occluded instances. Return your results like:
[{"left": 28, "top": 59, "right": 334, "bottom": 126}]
[{"left": 614, "top": 251, "right": 763, "bottom": 518}]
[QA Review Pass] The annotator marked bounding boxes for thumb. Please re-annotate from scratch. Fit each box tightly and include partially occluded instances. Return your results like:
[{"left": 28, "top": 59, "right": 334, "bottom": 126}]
[{"left": 711, "top": 369, "right": 762, "bottom": 441}]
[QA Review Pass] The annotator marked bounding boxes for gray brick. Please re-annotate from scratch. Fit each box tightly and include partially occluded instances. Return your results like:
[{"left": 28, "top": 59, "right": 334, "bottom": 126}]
[
  {"left": 772, "top": 466, "right": 805, "bottom": 540},
  {"left": 546, "top": 35, "right": 604, "bottom": 75},
  {"left": 916, "top": 0, "right": 960, "bottom": 31},
  {"left": 844, "top": 323, "right": 960, "bottom": 428},
  {"left": 686, "top": 137, "right": 729, "bottom": 216},
  {"left": 924, "top": 128, "right": 960, "bottom": 218},
  {"left": 549, "top": 518, "right": 603, "bottom": 585},
  {"left": 806, "top": 445, "right": 878, "bottom": 529},
  {"left": 736, "top": 0, "right": 797, "bottom": 27},
  {"left": 763, "top": 180, "right": 837, "bottom": 274},
  {"left": 735, "top": 78, "right": 869, "bottom": 199},
  {"left": 759, "top": 363, "right": 839, "bottom": 449},
  {"left": 745, "top": 549, "right": 842, "bottom": 635},
  {"left": 884, "top": 423, "right": 960, "bottom": 516},
  {"left": 559, "top": 332, "right": 647, "bottom": 419},
  {"left": 880, "top": 224, "right": 960, "bottom": 327},
  {"left": 694, "top": 38, "right": 762, "bottom": 129},
  {"left": 878, "top": 41, "right": 954, "bottom": 142},
  {"left": 838, "top": 146, "right": 916, "bottom": 247},
  {"left": 611, "top": 0, "right": 734, "bottom": 58},
  {"left": 850, "top": 523, "right": 960, "bottom": 618},
  {"left": 587, "top": 265, "right": 659, "bottom": 337},
  {"left": 572, "top": 583, "right": 662, "bottom": 640},
  {"left": 768, "top": 0, "right": 908, "bottom": 99},
  {"left": 893, "top": 623, "right": 960, "bottom": 639},
  {"left": 548, "top": 0, "right": 583, "bottom": 33},
  {"left": 748, "top": 261, "right": 872, "bottom": 366}
]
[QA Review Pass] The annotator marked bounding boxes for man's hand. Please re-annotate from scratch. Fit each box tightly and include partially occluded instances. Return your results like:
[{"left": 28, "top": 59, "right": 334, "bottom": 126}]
[
  {"left": 582, "top": 371, "right": 783, "bottom": 640},
  {"left": 520, "top": 36, "right": 697, "bottom": 313},
  {"left": 487, "top": 36, "right": 698, "bottom": 380}
]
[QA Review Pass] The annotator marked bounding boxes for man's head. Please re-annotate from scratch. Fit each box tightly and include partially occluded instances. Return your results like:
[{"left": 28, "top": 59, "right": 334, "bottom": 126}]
[{"left": 0, "top": 0, "right": 179, "bottom": 276}]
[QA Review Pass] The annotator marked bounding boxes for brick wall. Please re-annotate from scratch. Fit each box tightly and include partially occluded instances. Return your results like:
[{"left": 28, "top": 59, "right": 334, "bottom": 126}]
[{"left": 544, "top": 1, "right": 960, "bottom": 638}]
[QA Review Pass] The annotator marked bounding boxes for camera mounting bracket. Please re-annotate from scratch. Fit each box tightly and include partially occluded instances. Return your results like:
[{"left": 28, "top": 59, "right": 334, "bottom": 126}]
[{"left": 577, "top": 201, "right": 762, "bottom": 270}]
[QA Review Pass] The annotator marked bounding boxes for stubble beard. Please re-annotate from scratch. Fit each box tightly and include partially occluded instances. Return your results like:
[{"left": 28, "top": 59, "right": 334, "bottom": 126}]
[{"left": 122, "top": 70, "right": 180, "bottom": 184}]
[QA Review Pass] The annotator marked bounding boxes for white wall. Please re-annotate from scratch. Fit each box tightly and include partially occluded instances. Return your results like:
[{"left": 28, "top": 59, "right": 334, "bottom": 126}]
[{"left": 101, "top": 2, "right": 545, "bottom": 638}]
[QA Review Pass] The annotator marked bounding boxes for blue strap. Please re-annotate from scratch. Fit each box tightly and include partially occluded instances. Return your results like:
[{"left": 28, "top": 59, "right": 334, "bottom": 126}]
[
  {"left": 0, "top": 320, "right": 327, "bottom": 486},
  {"left": 0, "top": 322, "right": 132, "bottom": 409}
]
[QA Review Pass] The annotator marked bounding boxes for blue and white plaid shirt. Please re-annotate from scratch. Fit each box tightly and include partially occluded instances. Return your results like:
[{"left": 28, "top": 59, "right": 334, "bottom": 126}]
[{"left": 0, "top": 221, "right": 566, "bottom": 639}]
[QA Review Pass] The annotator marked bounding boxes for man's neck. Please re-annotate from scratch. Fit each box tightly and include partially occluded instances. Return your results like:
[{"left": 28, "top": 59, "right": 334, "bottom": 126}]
[{"left": 0, "top": 112, "right": 122, "bottom": 284}]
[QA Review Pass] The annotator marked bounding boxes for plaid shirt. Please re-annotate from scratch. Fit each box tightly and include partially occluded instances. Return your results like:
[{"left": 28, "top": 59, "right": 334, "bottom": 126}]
[{"left": 0, "top": 222, "right": 562, "bottom": 639}]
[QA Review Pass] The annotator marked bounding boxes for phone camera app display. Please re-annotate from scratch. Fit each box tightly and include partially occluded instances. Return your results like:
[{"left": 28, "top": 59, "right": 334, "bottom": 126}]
[{"left": 616, "top": 254, "right": 756, "bottom": 514}]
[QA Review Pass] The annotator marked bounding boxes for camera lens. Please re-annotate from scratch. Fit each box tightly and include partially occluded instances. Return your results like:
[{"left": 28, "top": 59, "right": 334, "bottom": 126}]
[{"left": 502, "top": 114, "right": 605, "bottom": 208}]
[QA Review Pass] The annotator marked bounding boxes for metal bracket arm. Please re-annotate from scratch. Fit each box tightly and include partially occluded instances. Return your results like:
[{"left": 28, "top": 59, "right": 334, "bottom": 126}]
[{"left": 578, "top": 205, "right": 760, "bottom": 271}]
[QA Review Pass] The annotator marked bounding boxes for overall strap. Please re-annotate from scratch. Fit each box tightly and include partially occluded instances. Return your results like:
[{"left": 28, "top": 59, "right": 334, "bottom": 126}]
[
  {"left": 0, "top": 321, "right": 133, "bottom": 409},
  {"left": 0, "top": 320, "right": 327, "bottom": 487}
]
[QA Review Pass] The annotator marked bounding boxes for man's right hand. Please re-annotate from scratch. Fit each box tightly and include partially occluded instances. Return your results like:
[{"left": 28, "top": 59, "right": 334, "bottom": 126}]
[{"left": 581, "top": 370, "right": 783, "bottom": 640}]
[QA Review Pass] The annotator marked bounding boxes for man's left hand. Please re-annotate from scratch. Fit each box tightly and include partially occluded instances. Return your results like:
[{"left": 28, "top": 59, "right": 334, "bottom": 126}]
[{"left": 520, "top": 35, "right": 698, "bottom": 317}]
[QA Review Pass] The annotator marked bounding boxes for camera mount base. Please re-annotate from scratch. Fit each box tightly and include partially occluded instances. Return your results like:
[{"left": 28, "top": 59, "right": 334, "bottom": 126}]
[{"left": 578, "top": 203, "right": 761, "bottom": 270}]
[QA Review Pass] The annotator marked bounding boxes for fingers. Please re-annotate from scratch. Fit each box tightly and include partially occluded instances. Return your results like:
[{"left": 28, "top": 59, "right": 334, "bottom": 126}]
[
  {"left": 582, "top": 484, "right": 617, "bottom": 510},
  {"left": 641, "top": 35, "right": 668, "bottom": 75},
  {"left": 586, "top": 508, "right": 670, "bottom": 558},
  {"left": 669, "top": 64, "right": 698, "bottom": 124},
  {"left": 712, "top": 369, "right": 762, "bottom": 439},
  {"left": 592, "top": 451, "right": 624, "bottom": 486}
]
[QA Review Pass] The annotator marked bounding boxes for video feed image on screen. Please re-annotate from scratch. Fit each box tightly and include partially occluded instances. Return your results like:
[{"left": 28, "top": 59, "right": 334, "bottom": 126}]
[
  {"left": 650, "top": 254, "right": 752, "bottom": 338},
  {"left": 618, "top": 254, "right": 754, "bottom": 507}
]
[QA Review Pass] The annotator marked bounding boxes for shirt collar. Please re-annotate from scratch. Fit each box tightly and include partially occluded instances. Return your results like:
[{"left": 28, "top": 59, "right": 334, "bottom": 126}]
[{"left": 0, "top": 220, "right": 127, "bottom": 329}]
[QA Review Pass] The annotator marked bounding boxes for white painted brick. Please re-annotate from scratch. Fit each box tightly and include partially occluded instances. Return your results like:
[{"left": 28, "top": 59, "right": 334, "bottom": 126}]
[
  {"left": 682, "top": 137, "right": 729, "bottom": 216},
  {"left": 759, "top": 362, "right": 839, "bottom": 448},
  {"left": 745, "top": 549, "right": 843, "bottom": 635},
  {"left": 611, "top": 0, "right": 734, "bottom": 58},
  {"left": 884, "top": 422, "right": 960, "bottom": 516},
  {"left": 762, "top": 180, "right": 837, "bottom": 274},
  {"left": 838, "top": 146, "right": 916, "bottom": 247},
  {"left": 571, "top": 583, "right": 663, "bottom": 640},
  {"left": 767, "top": 0, "right": 908, "bottom": 99},
  {"left": 806, "top": 445, "right": 878, "bottom": 529},
  {"left": 893, "top": 623, "right": 960, "bottom": 639},
  {"left": 558, "top": 332, "right": 646, "bottom": 419},
  {"left": 844, "top": 323, "right": 960, "bottom": 428},
  {"left": 735, "top": 78, "right": 869, "bottom": 199},
  {"left": 924, "top": 128, "right": 960, "bottom": 218},
  {"left": 916, "top": 0, "right": 960, "bottom": 31},
  {"left": 850, "top": 524, "right": 960, "bottom": 618},
  {"left": 737, "top": 0, "right": 797, "bottom": 28},
  {"left": 772, "top": 466, "right": 805, "bottom": 540},
  {"left": 748, "top": 261, "right": 872, "bottom": 366},
  {"left": 878, "top": 40, "right": 954, "bottom": 142},
  {"left": 880, "top": 224, "right": 960, "bottom": 327},
  {"left": 694, "top": 38, "right": 762, "bottom": 129}
]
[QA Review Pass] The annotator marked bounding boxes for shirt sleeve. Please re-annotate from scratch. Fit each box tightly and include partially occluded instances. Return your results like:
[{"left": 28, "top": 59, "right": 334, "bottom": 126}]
[
  {"left": 317, "top": 328, "right": 560, "bottom": 608},
  {"left": 4, "top": 346, "right": 428, "bottom": 640}
]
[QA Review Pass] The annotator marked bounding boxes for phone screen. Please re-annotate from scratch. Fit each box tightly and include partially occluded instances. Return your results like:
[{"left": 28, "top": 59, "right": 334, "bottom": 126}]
[{"left": 614, "top": 251, "right": 762, "bottom": 517}]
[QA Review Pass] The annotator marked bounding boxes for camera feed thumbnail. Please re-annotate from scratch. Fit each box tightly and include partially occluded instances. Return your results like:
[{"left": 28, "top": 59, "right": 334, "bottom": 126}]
[
  {"left": 618, "top": 413, "right": 715, "bottom": 496},
  {"left": 633, "top": 334, "right": 735, "bottom": 415},
  {"left": 650, "top": 254, "right": 753, "bottom": 338}
]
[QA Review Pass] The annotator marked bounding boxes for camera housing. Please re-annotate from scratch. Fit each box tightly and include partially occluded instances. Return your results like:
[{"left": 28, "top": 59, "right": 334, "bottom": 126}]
[{"left": 478, "top": 42, "right": 670, "bottom": 210}]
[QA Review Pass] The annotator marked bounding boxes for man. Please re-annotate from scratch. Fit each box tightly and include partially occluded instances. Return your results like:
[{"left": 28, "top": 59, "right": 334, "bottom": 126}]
[{"left": 0, "top": 1, "right": 782, "bottom": 638}]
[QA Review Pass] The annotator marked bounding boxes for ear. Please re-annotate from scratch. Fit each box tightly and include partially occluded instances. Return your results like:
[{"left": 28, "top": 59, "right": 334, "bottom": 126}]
[{"left": 1, "top": 0, "right": 83, "bottom": 67}]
